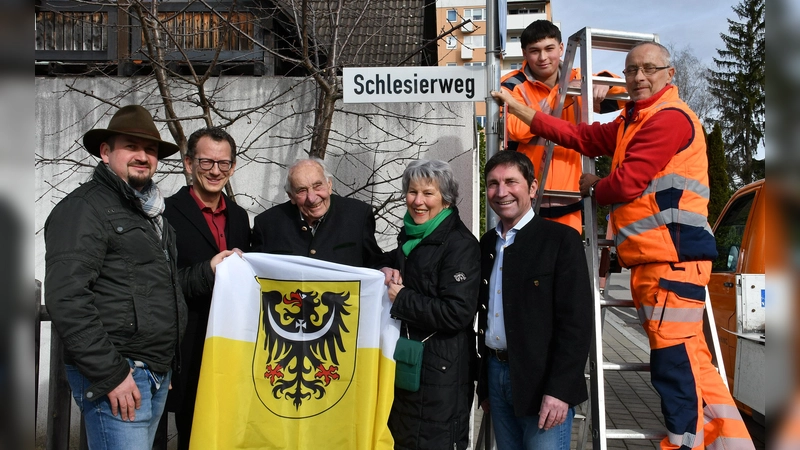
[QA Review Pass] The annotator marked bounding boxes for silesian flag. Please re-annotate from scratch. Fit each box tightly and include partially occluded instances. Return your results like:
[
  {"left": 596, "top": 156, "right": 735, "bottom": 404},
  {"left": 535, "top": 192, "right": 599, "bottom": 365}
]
[{"left": 190, "top": 253, "right": 399, "bottom": 449}]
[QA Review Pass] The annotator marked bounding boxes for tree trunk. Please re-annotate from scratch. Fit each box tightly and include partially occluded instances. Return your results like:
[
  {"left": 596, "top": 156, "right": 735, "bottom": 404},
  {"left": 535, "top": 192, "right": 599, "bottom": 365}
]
[
  {"left": 309, "top": 77, "right": 338, "bottom": 159},
  {"left": 133, "top": 2, "right": 190, "bottom": 184}
]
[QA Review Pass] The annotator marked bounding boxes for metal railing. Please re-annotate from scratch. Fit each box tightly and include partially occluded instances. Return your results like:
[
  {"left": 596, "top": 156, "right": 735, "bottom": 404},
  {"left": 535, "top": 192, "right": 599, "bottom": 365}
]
[{"left": 35, "top": 280, "right": 86, "bottom": 450}]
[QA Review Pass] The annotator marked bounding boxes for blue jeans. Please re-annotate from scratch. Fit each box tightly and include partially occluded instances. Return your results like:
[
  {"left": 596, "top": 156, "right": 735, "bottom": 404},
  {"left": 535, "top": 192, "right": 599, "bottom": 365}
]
[
  {"left": 488, "top": 355, "right": 574, "bottom": 450},
  {"left": 66, "top": 360, "right": 172, "bottom": 450}
]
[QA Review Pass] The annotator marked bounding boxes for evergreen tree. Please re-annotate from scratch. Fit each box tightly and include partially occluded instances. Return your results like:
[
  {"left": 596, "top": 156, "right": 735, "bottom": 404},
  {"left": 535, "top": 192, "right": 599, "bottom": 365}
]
[
  {"left": 706, "top": 122, "right": 730, "bottom": 226},
  {"left": 707, "top": 0, "right": 765, "bottom": 189},
  {"left": 751, "top": 158, "right": 765, "bottom": 181}
]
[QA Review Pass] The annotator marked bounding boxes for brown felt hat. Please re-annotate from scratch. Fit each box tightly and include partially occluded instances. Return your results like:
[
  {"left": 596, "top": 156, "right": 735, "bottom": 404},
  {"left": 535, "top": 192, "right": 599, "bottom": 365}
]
[{"left": 83, "top": 105, "right": 180, "bottom": 159}]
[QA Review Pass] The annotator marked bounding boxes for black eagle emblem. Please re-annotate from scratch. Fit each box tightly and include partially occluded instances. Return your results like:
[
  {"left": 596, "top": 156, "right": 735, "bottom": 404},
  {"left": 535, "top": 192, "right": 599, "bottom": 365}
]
[{"left": 260, "top": 289, "right": 351, "bottom": 409}]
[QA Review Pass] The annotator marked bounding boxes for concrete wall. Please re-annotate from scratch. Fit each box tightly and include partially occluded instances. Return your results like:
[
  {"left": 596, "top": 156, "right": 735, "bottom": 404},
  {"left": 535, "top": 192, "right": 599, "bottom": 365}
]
[
  {"left": 35, "top": 76, "right": 478, "bottom": 447},
  {"left": 35, "top": 76, "right": 479, "bottom": 278}
]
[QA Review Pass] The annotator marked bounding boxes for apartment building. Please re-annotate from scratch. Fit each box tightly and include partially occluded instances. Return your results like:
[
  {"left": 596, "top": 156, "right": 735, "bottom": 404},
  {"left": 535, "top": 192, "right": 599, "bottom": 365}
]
[{"left": 435, "top": 0, "right": 552, "bottom": 127}]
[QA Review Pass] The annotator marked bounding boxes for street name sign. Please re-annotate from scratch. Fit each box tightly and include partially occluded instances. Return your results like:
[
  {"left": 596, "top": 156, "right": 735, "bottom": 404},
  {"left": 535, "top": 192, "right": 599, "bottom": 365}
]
[{"left": 343, "top": 66, "right": 486, "bottom": 104}]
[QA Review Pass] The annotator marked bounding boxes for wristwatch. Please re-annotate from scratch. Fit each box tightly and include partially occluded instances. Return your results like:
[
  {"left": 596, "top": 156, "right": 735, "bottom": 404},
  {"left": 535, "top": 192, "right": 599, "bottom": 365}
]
[{"left": 589, "top": 180, "right": 600, "bottom": 197}]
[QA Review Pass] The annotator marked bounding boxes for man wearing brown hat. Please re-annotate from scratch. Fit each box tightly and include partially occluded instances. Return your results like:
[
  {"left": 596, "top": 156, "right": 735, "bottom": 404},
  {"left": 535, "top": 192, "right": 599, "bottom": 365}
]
[{"left": 44, "top": 105, "right": 239, "bottom": 450}]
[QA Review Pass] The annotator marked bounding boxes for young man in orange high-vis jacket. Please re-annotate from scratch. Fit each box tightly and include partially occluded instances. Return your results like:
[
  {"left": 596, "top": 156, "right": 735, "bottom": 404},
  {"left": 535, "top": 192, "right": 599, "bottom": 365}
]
[{"left": 501, "top": 20, "right": 625, "bottom": 233}]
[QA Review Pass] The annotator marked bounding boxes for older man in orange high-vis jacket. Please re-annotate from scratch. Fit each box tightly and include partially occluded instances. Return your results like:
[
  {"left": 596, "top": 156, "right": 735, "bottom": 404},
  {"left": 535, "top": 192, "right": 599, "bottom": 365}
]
[{"left": 492, "top": 41, "right": 755, "bottom": 450}]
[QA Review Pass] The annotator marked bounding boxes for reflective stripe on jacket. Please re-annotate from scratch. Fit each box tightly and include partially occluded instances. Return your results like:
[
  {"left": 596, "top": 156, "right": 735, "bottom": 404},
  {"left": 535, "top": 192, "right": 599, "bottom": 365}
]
[{"left": 610, "top": 86, "right": 717, "bottom": 267}]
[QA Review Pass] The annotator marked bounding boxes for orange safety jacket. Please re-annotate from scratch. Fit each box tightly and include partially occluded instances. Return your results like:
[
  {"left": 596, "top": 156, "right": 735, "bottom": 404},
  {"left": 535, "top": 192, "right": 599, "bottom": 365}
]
[
  {"left": 609, "top": 87, "right": 717, "bottom": 268},
  {"left": 501, "top": 63, "right": 624, "bottom": 217}
]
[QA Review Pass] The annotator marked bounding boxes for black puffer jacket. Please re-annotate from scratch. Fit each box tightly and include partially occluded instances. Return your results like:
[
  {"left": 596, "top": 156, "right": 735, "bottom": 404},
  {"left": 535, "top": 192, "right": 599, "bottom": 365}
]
[
  {"left": 44, "top": 163, "right": 212, "bottom": 400},
  {"left": 387, "top": 208, "right": 480, "bottom": 450}
]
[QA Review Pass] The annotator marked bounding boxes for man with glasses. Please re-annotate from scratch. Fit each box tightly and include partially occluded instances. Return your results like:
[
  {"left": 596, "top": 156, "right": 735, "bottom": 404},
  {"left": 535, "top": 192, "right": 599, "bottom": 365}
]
[
  {"left": 162, "top": 127, "right": 251, "bottom": 450},
  {"left": 491, "top": 41, "right": 755, "bottom": 450}
]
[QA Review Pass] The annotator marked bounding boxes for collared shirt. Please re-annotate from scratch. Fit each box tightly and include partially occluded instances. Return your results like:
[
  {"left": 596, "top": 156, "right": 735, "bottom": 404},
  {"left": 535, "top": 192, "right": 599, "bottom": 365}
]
[
  {"left": 485, "top": 207, "right": 535, "bottom": 350},
  {"left": 301, "top": 212, "right": 326, "bottom": 236},
  {"left": 189, "top": 186, "right": 228, "bottom": 251}
]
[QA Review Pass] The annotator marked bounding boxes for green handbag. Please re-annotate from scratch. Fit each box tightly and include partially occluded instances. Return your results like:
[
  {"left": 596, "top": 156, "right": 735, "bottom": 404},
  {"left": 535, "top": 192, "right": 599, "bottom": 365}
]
[{"left": 393, "top": 330, "right": 435, "bottom": 392}]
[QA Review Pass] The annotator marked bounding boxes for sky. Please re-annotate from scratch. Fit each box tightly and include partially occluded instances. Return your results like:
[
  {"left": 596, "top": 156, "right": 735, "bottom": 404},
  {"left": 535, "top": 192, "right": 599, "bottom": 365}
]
[{"left": 552, "top": 0, "right": 742, "bottom": 72}]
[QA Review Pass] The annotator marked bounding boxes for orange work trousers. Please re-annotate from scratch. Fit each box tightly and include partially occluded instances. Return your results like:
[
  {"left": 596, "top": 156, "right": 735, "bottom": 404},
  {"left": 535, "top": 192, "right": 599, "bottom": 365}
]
[{"left": 629, "top": 261, "right": 754, "bottom": 450}]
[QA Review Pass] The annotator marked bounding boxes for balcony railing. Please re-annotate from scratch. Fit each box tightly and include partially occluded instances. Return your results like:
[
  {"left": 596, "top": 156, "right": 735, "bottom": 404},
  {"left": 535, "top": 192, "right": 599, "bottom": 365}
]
[
  {"left": 35, "top": 1, "right": 267, "bottom": 74},
  {"left": 155, "top": 10, "right": 255, "bottom": 51},
  {"left": 504, "top": 41, "right": 522, "bottom": 59},
  {"left": 35, "top": 4, "right": 118, "bottom": 62},
  {"left": 506, "top": 12, "right": 548, "bottom": 31}
]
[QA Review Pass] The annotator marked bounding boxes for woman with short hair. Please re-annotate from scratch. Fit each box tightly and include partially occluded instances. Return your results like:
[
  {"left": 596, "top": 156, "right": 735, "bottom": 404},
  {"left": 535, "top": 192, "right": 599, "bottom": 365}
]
[{"left": 385, "top": 159, "right": 480, "bottom": 450}]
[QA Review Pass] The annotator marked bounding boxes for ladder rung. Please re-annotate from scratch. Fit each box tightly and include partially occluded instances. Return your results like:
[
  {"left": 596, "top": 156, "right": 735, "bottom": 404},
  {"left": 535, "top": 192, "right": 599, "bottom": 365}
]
[
  {"left": 600, "top": 299, "right": 634, "bottom": 308},
  {"left": 578, "top": 28, "right": 660, "bottom": 52},
  {"left": 601, "top": 91, "right": 631, "bottom": 102},
  {"left": 564, "top": 76, "right": 627, "bottom": 91},
  {"left": 597, "top": 239, "right": 614, "bottom": 247},
  {"left": 606, "top": 429, "right": 666, "bottom": 440},
  {"left": 602, "top": 362, "right": 650, "bottom": 371},
  {"left": 565, "top": 86, "right": 630, "bottom": 102},
  {"left": 590, "top": 75, "right": 627, "bottom": 88},
  {"left": 541, "top": 189, "right": 582, "bottom": 199}
]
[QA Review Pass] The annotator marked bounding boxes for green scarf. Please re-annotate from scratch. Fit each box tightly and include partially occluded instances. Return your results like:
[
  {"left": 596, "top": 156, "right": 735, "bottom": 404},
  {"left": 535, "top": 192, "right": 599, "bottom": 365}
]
[{"left": 401, "top": 207, "right": 453, "bottom": 256}]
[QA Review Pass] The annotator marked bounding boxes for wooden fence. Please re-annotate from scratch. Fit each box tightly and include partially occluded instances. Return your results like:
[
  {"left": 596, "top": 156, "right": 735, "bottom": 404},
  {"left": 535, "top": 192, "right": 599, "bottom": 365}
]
[
  {"left": 35, "top": 280, "right": 87, "bottom": 450},
  {"left": 35, "top": 1, "right": 265, "bottom": 73}
]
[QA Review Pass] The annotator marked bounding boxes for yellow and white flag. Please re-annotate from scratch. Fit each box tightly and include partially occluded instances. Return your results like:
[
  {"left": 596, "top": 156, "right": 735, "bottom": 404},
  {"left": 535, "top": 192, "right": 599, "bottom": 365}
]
[{"left": 190, "top": 253, "right": 399, "bottom": 450}]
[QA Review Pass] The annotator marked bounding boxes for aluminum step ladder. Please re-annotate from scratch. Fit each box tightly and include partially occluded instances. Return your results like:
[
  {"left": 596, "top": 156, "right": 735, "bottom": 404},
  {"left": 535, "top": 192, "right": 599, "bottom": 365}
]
[{"left": 534, "top": 27, "right": 730, "bottom": 450}]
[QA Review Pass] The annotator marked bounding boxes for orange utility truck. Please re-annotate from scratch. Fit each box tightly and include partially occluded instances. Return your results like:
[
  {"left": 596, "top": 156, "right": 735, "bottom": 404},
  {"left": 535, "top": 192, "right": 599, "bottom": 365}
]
[{"left": 708, "top": 179, "right": 765, "bottom": 422}]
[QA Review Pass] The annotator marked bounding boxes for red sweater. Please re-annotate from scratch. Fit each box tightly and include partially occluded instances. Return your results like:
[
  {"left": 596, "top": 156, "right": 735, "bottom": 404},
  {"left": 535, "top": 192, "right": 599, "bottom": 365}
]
[{"left": 529, "top": 85, "right": 694, "bottom": 206}]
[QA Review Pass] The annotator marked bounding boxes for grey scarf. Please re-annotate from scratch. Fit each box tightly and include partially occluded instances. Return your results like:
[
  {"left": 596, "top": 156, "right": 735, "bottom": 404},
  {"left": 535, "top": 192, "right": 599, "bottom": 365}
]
[{"left": 133, "top": 181, "right": 166, "bottom": 239}]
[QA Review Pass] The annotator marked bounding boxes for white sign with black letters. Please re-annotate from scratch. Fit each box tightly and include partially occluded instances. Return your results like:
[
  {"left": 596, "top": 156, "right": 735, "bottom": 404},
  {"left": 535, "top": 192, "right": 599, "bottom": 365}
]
[{"left": 343, "top": 66, "right": 486, "bottom": 103}]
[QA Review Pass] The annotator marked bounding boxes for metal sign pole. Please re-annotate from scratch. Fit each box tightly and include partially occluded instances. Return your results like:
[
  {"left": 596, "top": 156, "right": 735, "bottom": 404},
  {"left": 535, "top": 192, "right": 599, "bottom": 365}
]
[{"left": 484, "top": 0, "right": 501, "bottom": 231}]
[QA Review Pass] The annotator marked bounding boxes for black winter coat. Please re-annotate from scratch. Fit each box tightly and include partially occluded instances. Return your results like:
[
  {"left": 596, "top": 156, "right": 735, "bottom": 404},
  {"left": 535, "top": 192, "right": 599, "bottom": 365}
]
[
  {"left": 163, "top": 186, "right": 251, "bottom": 412},
  {"left": 476, "top": 214, "right": 593, "bottom": 415},
  {"left": 251, "top": 194, "right": 389, "bottom": 268},
  {"left": 387, "top": 209, "right": 480, "bottom": 450},
  {"left": 44, "top": 163, "right": 212, "bottom": 400}
]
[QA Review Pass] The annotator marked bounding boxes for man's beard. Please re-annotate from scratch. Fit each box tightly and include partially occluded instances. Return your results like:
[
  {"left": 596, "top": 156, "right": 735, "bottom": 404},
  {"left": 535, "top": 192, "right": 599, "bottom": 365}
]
[{"left": 127, "top": 167, "right": 152, "bottom": 190}]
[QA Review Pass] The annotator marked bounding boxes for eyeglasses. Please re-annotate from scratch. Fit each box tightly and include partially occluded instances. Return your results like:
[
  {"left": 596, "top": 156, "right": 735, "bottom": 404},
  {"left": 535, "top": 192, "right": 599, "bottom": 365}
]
[
  {"left": 622, "top": 65, "right": 671, "bottom": 77},
  {"left": 195, "top": 158, "right": 233, "bottom": 171}
]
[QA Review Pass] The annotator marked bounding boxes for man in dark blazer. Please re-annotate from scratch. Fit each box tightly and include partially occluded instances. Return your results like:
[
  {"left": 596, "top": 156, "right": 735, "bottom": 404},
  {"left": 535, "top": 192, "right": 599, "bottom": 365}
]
[
  {"left": 251, "top": 158, "right": 387, "bottom": 268},
  {"left": 476, "top": 151, "right": 592, "bottom": 450},
  {"left": 161, "top": 127, "right": 251, "bottom": 450}
]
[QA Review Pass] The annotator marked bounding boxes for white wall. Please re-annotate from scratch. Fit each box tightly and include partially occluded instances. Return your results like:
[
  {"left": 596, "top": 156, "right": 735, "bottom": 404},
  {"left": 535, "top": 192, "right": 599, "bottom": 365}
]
[{"left": 35, "top": 76, "right": 479, "bottom": 279}]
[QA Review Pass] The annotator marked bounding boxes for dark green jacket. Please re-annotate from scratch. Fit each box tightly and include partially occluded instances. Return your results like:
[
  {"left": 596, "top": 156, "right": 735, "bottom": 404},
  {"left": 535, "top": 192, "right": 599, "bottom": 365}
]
[{"left": 45, "top": 163, "right": 212, "bottom": 400}]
